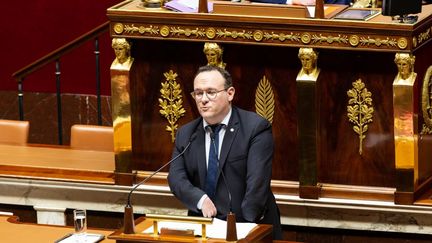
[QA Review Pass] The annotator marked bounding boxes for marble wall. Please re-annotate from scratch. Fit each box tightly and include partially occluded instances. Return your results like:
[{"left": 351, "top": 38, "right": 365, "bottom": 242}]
[{"left": 0, "top": 91, "right": 112, "bottom": 145}]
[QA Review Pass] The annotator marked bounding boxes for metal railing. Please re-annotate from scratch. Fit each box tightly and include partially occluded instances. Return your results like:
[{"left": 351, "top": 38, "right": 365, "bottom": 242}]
[{"left": 12, "top": 22, "right": 110, "bottom": 145}]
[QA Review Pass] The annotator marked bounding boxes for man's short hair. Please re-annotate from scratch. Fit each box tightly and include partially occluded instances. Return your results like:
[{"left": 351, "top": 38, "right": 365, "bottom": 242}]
[{"left": 194, "top": 65, "right": 233, "bottom": 89}]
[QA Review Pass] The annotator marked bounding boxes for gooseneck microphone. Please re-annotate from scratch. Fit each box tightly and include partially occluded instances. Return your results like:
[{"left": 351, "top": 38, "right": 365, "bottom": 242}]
[
  {"left": 123, "top": 132, "right": 197, "bottom": 234},
  {"left": 208, "top": 127, "right": 237, "bottom": 241}
]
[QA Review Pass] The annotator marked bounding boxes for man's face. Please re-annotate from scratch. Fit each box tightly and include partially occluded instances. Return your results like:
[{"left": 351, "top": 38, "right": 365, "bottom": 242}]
[{"left": 193, "top": 70, "right": 235, "bottom": 125}]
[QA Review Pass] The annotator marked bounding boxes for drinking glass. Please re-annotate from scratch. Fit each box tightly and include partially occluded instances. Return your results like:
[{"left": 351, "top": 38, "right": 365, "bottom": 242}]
[{"left": 73, "top": 209, "right": 87, "bottom": 241}]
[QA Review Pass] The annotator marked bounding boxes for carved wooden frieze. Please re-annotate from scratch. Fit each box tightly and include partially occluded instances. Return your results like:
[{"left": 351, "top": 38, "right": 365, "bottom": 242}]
[{"left": 111, "top": 22, "right": 411, "bottom": 51}]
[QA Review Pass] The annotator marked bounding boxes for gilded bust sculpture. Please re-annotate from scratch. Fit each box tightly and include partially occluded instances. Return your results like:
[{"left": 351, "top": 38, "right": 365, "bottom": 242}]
[
  {"left": 203, "top": 42, "right": 226, "bottom": 69},
  {"left": 394, "top": 53, "right": 416, "bottom": 84},
  {"left": 297, "top": 48, "right": 320, "bottom": 81},
  {"left": 111, "top": 38, "right": 133, "bottom": 70}
]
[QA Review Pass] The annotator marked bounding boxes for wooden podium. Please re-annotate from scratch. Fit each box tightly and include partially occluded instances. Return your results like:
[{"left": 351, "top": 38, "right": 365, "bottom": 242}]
[{"left": 108, "top": 217, "right": 273, "bottom": 243}]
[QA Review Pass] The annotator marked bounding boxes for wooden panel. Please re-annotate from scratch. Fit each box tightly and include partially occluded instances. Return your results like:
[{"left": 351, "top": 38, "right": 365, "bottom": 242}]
[
  {"left": 318, "top": 50, "right": 396, "bottom": 187},
  {"left": 130, "top": 40, "right": 299, "bottom": 181}
]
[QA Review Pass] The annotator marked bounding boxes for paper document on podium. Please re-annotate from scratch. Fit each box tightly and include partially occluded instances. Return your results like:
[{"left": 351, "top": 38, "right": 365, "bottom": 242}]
[
  {"left": 143, "top": 218, "right": 256, "bottom": 239},
  {"left": 164, "top": 0, "right": 214, "bottom": 13}
]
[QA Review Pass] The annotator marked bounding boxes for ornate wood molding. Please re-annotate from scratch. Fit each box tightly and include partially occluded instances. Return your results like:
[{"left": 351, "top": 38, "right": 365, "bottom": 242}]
[{"left": 111, "top": 22, "right": 412, "bottom": 52}]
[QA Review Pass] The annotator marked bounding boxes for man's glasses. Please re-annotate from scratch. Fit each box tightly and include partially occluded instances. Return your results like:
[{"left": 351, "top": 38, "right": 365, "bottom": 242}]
[{"left": 190, "top": 89, "right": 227, "bottom": 100}]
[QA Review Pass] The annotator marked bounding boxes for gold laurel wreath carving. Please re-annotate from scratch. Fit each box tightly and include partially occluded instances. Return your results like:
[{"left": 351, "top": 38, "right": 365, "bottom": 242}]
[
  {"left": 421, "top": 65, "right": 432, "bottom": 135},
  {"left": 347, "top": 79, "right": 374, "bottom": 155},
  {"left": 116, "top": 23, "right": 408, "bottom": 51},
  {"left": 359, "top": 37, "right": 397, "bottom": 47},
  {"left": 123, "top": 24, "right": 159, "bottom": 35},
  {"left": 170, "top": 27, "right": 206, "bottom": 37},
  {"left": 417, "top": 28, "right": 431, "bottom": 47},
  {"left": 311, "top": 34, "right": 348, "bottom": 44},
  {"left": 216, "top": 29, "right": 253, "bottom": 39},
  {"left": 255, "top": 76, "right": 275, "bottom": 123},
  {"left": 159, "top": 70, "right": 186, "bottom": 142},
  {"left": 263, "top": 32, "right": 301, "bottom": 42}
]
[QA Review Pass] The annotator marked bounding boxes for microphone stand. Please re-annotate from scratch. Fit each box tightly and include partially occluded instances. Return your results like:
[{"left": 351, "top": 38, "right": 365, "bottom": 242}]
[{"left": 123, "top": 134, "right": 196, "bottom": 234}]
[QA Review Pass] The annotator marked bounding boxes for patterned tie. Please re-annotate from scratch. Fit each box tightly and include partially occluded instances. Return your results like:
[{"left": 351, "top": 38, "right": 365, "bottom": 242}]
[{"left": 204, "top": 124, "right": 223, "bottom": 199}]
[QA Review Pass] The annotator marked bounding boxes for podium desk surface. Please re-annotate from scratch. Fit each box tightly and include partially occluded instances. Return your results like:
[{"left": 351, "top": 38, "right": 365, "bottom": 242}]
[
  {"left": 0, "top": 215, "right": 115, "bottom": 243},
  {"left": 0, "top": 144, "right": 115, "bottom": 184},
  {"left": 109, "top": 217, "right": 275, "bottom": 242}
]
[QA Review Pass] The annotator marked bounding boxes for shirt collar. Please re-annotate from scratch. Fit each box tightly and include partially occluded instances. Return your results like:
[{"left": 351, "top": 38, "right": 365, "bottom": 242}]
[{"left": 203, "top": 107, "right": 232, "bottom": 129}]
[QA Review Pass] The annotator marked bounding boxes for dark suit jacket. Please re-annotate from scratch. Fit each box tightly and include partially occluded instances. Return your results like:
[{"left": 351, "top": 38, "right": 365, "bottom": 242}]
[{"left": 168, "top": 106, "right": 282, "bottom": 239}]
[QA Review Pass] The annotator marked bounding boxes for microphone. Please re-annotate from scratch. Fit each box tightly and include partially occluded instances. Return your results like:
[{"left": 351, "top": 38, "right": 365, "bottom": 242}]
[
  {"left": 123, "top": 131, "right": 198, "bottom": 234},
  {"left": 207, "top": 126, "right": 237, "bottom": 241}
]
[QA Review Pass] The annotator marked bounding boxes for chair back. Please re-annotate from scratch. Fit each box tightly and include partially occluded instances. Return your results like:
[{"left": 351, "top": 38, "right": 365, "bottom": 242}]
[
  {"left": 70, "top": 124, "right": 114, "bottom": 152},
  {"left": 0, "top": 119, "right": 29, "bottom": 145}
]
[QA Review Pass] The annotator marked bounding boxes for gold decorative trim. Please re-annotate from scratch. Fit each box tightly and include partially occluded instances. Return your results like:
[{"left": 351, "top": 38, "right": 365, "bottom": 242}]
[
  {"left": 171, "top": 27, "right": 206, "bottom": 37},
  {"left": 123, "top": 24, "right": 159, "bottom": 35},
  {"left": 301, "top": 33, "right": 311, "bottom": 44},
  {"left": 414, "top": 27, "right": 432, "bottom": 48},
  {"left": 349, "top": 35, "right": 359, "bottom": 47},
  {"left": 253, "top": 30, "right": 264, "bottom": 42},
  {"left": 359, "top": 37, "right": 397, "bottom": 47},
  {"left": 421, "top": 65, "right": 432, "bottom": 135},
  {"left": 114, "top": 23, "right": 410, "bottom": 50},
  {"left": 311, "top": 34, "right": 348, "bottom": 44},
  {"left": 397, "top": 38, "right": 408, "bottom": 49},
  {"left": 159, "top": 70, "right": 186, "bottom": 143},
  {"left": 114, "top": 23, "right": 124, "bottom": 34},
  {"left": 206, "top": 28, "right": 216, "bottom": 39},
  {"left": 347, "top": 79, "right": 374, "bottom": 155},
  {"left": 160, "top": 25, "right": 170, "bottom": 37},
  {"left": 217, "top": 29, "right": 253, "bottom": 39},
  {"left": 263, "top": 32, "right": 300, "bottom": 42},
  {"left": 255, "top": 76, "right": 275, "bottom": 123}
]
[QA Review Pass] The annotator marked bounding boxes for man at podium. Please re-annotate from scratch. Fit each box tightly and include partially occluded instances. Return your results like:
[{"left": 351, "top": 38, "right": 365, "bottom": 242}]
[{"left": 168, "top": 66, "right": 282, "bottom": 239}]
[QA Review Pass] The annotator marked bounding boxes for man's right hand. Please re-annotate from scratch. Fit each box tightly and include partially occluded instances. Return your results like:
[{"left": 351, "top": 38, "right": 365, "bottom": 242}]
[{"left": 201, "top": 197, "right": 217, "bottom": 218}]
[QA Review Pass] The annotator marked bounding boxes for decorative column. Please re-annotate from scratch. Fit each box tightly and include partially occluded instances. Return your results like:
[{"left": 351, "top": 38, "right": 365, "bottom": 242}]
[
  {"left": 296, "top": 48, "right": 321, "bottom": 199},
  {"left": 111, "top": 38, "right": 134, "bottom": 185},
  {"left": 392, "top": 53, "right": 417, "bottom": 204}
]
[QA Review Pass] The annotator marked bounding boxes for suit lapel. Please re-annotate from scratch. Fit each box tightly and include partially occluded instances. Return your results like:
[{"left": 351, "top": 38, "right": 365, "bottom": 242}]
[{"left": 219, "top": 107, "right": 239, "bottom": 171}]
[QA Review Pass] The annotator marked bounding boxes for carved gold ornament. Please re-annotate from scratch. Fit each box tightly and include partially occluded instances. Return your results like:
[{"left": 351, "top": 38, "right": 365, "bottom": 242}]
[
  {"left": 347, "top": 79, "right": 374, "bottom": 155},
  {"left": 264, "top": 32, "right": 300, "bottom": 42},
  {"left": 114, "top": 23, "right": 409, "bottom": 50},
  {"left": 159, "top": 70, "right": 186, "bottom": 142},
  {"left": 421, "top": 65, "right": 432, "bottom": 135},
  {"left": 349, "top": 35, "right": 360, "bottom": 47},
  {"left": 359, "top": 37, "right": 397, "bottom": 47},
  {"left": 253, "top": 30, "right": 264, "bottom": 42},
  {"left": 255, "top": 76, "right": 275, "bottom": 123},
  {"left": 160, "top": 25, "right": 170, "bottom": 37},
  {"left": 216, "top": 29, "right": 252, "bottom": 39},
  {"left": 397, "top": 38, "right": 408, "bottom": 49},
  {"left": 123, "top": 24, "right": 159, "bottom": 35},
  {"left": 114, "top": 23, "right": 124, "bottom": 34},
  {"left": 311, "top": 34, "right": 348, "bottom": 44},
  {"left": 301, "top": 33, "right": 312, "bottom": 44},
  {"left": 206, "top": 28, "right": 216, "bottom": 39},
  {"left": 414, "top": 27, "right": 431, "bottom": 48}
]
